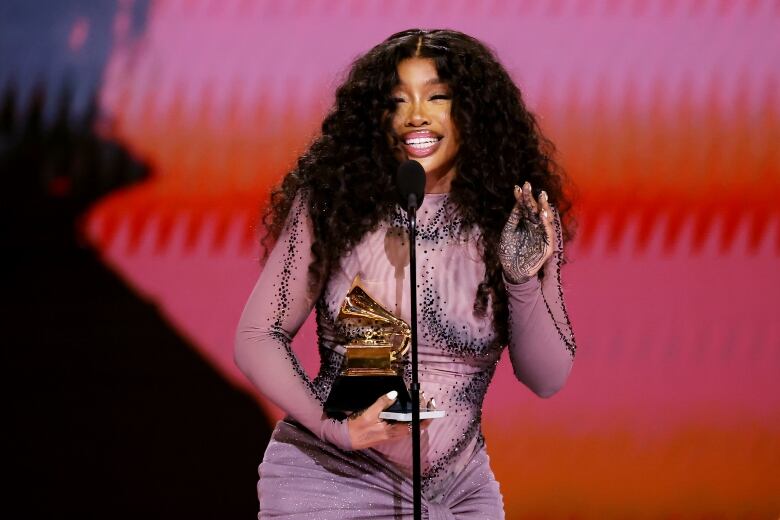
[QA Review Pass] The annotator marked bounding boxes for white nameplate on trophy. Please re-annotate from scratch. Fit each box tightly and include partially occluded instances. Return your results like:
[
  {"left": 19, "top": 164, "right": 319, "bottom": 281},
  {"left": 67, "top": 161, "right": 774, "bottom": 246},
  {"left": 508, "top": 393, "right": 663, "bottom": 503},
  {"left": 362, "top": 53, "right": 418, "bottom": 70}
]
[{"left": 379, "top": 410, "right": 446, "bottom": 421}]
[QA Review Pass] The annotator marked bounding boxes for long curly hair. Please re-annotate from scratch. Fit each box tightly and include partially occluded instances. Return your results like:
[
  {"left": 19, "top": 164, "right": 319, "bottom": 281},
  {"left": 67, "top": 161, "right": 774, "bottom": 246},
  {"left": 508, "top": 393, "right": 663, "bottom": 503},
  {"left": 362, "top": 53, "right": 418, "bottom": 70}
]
[{"left": 262, "top": 28, "right": 574, "bottom": 341}]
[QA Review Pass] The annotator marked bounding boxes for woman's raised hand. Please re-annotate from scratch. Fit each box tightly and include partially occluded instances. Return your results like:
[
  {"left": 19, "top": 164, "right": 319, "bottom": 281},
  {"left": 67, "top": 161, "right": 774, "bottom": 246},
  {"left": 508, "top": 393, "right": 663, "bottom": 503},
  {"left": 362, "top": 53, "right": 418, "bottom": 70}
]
[
  {"left": 347, "top": 391, "right": 410, "bottom": 450},
  {"left": 499, "top": 181, "right": 555, "bottom": 283}
]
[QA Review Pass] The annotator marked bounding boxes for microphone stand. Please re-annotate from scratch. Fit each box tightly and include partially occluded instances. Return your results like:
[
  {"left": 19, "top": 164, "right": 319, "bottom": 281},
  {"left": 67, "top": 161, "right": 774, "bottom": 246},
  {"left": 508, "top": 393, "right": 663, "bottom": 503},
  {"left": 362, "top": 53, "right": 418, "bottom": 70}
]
[{"left": 405, "top": 193, "right": 422, "bottom": 520}]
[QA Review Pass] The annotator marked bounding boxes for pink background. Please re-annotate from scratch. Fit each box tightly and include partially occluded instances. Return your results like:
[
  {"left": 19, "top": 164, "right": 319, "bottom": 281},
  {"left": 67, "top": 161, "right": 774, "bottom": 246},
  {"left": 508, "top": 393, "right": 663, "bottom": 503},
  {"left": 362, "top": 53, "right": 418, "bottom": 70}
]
[{"left": 13, "top": 0, "right": 778, "bottom": 517}]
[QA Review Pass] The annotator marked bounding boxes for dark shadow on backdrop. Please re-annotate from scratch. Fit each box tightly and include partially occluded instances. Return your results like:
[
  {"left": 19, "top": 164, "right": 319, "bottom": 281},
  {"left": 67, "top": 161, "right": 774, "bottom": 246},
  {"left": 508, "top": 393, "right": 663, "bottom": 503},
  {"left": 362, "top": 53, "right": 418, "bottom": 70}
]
[{"left": 3, "top": 81, "right": 273, "bottom": 517}]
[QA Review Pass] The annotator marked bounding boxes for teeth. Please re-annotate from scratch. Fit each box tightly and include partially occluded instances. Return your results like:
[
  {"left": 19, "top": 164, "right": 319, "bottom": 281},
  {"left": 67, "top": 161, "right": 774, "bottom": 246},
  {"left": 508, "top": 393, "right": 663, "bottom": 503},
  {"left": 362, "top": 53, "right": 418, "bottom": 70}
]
[{"left": 404, "top": 137, "right": 439, "bottom": 145}]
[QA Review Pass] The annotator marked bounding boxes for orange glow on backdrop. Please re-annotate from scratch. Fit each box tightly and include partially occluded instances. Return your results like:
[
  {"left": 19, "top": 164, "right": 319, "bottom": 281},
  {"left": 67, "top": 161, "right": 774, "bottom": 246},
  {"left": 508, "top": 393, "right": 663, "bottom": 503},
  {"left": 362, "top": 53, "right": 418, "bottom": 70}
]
[{"left": 76, "top": 1, "right": 779, "bottom": 517}]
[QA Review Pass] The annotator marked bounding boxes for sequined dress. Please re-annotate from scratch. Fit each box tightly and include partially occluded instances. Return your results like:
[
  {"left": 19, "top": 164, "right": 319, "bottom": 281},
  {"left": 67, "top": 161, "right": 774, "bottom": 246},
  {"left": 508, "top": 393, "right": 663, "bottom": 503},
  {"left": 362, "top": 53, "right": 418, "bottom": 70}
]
[{"left": 235, "top": 192, "right": 576, "bottom": 519}]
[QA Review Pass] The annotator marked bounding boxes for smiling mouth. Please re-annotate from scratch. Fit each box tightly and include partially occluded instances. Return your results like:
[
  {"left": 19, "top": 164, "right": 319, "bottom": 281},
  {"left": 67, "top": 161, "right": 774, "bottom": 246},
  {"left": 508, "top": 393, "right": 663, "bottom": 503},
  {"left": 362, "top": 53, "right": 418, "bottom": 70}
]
[
  {"left": 401, "top": 134, "right": 443, "bottom": 158},
  {"left": 404, "top": 136, "right": 442, "bottom": 149}
]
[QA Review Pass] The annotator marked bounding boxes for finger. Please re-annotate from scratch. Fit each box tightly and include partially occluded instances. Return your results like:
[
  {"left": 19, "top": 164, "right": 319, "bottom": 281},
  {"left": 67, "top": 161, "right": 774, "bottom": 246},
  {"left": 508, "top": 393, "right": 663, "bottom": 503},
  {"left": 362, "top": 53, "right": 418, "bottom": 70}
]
[
  {"left": 365, "top": 390, "right": 398, "bottom": 420},
  {"left": 536, "top": 191, "right": 552, "bottom": 226},
  {"left": 522, "top": 181, "right": 539, "bottom": 214},
  {"left": 505, "top": 202, "right": 522, "bottom": 229},
  {"left": 398, "top": 419, "right": 433, "bottom": 434},
  {"left": 513, "top": 184, "right": 522, "bottom": 203},
  {"left": 539, "top": 191, "right": 553, "bottom": 230},
  {"left": 396, "top": 421, "right": 426, "bottom": 436},
  {"left": 539, "top": 191, "right": 552, "bottom": 219},
  {"left": 385, "top": 422, "right": 410, "bottom": 439},
  {"left": 539, "top": 208, "right": 556, "bottom": 258}
]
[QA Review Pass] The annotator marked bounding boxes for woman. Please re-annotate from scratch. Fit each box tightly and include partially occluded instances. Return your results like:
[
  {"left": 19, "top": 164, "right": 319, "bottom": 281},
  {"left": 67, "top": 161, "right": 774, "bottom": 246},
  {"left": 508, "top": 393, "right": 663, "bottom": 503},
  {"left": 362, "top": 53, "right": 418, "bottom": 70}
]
[{"left": 235, "top": 29, "right": 577, "bottom": 519}]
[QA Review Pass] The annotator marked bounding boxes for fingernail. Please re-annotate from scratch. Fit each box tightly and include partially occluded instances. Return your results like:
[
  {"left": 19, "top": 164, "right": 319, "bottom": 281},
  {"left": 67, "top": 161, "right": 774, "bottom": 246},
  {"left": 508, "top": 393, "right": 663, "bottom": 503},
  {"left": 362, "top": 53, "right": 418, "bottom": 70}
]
[
  {"left": 541, "top": 209, "right": 548, "bottom": 219},
  {"left": 430, "top": 398, "right": 437, "bottom": 409},
  {"left": 386, "top": 390, "right": 398, "bottom": 400},
  {"left": 514, "top": 185, "right": 520, "bottom": 193},
  {"left": 541, "top": 190, "right": 548, "bottom": 201}
]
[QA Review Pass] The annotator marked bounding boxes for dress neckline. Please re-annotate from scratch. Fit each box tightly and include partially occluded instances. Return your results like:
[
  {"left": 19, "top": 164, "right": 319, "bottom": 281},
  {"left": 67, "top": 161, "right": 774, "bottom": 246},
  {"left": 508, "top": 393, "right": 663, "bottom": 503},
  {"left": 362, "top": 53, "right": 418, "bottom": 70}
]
[{"left": 422, "top": 192, "right": 450, "bottom": 203}]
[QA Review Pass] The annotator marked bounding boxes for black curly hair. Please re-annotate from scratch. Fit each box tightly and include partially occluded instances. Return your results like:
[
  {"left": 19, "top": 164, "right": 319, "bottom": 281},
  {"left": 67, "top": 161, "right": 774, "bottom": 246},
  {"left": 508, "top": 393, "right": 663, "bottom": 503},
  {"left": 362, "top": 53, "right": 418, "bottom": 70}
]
[{"left": 262, "top": 28, "right": 574, "bottom": 341}]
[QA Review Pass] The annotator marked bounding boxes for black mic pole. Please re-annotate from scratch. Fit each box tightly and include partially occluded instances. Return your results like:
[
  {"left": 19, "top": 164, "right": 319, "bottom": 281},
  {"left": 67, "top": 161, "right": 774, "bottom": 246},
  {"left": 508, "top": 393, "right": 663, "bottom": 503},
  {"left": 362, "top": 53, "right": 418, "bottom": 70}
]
[
  {"left": 406, "top": 193, "right": 422, "bottom": 520},
  {"left": 396, "top": 159, "right": 426, "bottom": 520}
]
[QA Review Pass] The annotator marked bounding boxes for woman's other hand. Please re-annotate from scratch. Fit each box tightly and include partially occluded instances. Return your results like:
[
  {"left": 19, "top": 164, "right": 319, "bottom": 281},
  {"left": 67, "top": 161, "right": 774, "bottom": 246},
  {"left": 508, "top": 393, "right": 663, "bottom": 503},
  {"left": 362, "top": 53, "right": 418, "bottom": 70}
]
[
  {"left": 499, "top": 181, "right": 555, "bottom": 283},
  {"left": 347, "top": 391, "right": 433, "bottom": 450}
]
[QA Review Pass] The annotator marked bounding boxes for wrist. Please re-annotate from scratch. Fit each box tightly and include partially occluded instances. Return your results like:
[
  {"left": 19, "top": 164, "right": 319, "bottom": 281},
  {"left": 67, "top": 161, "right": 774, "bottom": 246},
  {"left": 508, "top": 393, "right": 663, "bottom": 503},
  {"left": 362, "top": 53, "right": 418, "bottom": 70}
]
[
  {"left": 502, "top": 271, "right": 537, "bottom": 286},
  {"left": 320, "top": 416, "right": 353, "bottom": 451}
]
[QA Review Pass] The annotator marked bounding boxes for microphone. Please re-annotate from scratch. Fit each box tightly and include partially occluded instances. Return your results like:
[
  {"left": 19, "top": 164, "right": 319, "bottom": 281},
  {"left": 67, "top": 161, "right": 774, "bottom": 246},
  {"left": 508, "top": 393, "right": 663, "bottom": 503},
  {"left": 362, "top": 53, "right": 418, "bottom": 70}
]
[{"left": 396, "top": 160, "right": 425, "bottom": 211}]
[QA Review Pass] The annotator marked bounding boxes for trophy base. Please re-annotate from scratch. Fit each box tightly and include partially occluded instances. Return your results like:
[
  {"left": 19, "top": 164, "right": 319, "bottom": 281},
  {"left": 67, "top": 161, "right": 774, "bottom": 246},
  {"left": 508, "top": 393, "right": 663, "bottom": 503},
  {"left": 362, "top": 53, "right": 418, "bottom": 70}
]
[
  {"left": 379, "top": 409, "right": 446, "bottom": 421},
  {"left": 324, "top": 374, "right": 412, "bottom": 419}
]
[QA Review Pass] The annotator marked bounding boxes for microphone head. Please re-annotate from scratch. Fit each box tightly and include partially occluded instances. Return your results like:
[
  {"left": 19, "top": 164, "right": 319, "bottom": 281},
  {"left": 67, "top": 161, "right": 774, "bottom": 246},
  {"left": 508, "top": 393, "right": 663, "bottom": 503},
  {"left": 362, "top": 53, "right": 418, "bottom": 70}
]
[{"left": 396, "top": 160, "right": 426, "bottom": 210}]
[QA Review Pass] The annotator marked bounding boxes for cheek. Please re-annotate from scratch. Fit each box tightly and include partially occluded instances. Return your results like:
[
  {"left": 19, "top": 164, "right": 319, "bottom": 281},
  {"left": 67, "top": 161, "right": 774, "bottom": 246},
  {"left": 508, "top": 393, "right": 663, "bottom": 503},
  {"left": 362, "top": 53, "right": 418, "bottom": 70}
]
[
  {"left": 390, "top": 112, "right": 406, "bottom": 134},
  {"left": 443, "top": 119, "right": 460, "bottom": 154},
  {"left": 438, "top": 110, "right": 454, "bottom": 132}
]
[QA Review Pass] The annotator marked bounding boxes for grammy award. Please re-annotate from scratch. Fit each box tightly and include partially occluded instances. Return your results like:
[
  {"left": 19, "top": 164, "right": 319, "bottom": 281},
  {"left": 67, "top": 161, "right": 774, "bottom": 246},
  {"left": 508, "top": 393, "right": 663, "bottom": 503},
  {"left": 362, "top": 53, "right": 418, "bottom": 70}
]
[{"left": 323, "top": 276, "right": 414, "bottom": 418}]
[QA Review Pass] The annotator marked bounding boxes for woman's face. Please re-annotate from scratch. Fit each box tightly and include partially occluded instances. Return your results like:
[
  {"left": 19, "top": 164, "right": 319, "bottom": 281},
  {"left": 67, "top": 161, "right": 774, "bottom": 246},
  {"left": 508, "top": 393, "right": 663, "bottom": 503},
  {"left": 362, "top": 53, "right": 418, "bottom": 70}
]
[{"left": 389, "top": 57, "right": 459, "bottom": 191}]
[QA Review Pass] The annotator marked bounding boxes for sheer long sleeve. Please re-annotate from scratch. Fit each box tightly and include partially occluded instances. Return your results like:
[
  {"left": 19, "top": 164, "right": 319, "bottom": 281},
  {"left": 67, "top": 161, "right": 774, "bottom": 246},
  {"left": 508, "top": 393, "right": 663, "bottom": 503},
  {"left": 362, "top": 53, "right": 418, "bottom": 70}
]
[
  {"left": 505, "top": 212, "right": 577, "bottom": 397},
  {"left": 234, "top": 195, "right": 352, "bottom": 450}
]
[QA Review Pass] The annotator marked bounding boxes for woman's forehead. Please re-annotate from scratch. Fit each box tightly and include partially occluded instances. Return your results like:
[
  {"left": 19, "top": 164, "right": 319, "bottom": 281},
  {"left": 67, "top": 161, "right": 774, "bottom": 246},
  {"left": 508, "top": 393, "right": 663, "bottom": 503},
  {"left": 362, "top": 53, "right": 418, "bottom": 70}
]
[{"left": 394, "top": 58, "right": 445, "bottom": 86}]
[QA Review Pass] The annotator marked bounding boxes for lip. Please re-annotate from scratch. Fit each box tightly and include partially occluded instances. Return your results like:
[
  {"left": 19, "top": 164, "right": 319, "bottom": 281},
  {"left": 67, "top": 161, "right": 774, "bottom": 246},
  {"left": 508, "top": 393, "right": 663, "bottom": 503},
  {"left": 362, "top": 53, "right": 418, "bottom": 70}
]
[{"left": 400, "top": 130, "right": 443, "bottom": 159}]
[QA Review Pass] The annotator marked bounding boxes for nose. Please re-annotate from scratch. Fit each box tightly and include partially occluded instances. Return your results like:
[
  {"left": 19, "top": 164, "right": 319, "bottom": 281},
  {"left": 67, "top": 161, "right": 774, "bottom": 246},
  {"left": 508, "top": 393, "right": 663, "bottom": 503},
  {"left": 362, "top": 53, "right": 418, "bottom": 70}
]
[{"left": 405, "top": 101, "right": 430, "bottom": 127}]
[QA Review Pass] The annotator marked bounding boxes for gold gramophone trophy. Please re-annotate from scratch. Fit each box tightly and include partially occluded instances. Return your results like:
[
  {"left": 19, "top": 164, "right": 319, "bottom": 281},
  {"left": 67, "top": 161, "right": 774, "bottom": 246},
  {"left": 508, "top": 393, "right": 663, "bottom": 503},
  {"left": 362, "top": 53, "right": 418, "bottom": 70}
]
[{"left": 324, "top": 276, "right": 414, "bottom": 418}]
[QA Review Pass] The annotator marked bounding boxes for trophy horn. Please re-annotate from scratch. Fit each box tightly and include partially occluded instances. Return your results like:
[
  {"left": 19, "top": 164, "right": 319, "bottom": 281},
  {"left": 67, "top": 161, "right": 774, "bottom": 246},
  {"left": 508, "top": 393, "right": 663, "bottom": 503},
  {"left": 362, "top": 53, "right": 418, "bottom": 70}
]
[
  {"left": 324, "top": 276, "right": 413, "bottom": 416},
  {"left": 338, "top": 276, "right": 411, "bottom": 358}
]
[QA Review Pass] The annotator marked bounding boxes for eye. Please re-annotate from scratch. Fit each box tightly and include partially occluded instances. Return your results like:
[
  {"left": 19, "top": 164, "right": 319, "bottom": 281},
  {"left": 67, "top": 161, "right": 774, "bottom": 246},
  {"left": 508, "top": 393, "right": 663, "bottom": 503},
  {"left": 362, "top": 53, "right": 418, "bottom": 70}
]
[
  {"left": 430, "top": 94, "right": 451, "bottom": 101},
  {"left": 390, "top": 96, "right": 406, "bottom": 104}
]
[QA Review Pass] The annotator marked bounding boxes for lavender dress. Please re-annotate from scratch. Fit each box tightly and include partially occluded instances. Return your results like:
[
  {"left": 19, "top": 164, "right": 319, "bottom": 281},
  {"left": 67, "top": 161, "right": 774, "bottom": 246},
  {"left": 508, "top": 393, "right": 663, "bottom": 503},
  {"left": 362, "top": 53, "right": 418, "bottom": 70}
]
[{"left": 235, "top": 192, "right": 576, "bottom": 519}]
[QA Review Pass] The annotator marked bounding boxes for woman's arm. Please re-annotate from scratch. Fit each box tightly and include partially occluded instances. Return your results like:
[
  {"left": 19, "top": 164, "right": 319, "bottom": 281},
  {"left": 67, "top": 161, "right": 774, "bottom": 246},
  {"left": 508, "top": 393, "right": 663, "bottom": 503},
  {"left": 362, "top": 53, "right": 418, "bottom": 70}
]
[
  {"left": 499, "top": 183, "right": 576, "bottom": 397},
  {"left": 234, "top": 194, "right": 352, "bottom": 450},
  {"left": 505, "top": 211, "right": 576, "bottom": 397}
]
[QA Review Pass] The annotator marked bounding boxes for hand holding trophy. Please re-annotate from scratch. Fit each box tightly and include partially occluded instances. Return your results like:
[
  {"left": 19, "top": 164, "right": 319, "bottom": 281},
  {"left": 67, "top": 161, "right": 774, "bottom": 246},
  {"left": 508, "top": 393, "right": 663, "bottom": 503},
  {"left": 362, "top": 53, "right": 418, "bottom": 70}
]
[{"left": 324, "top": 276, "right": 445, "bottom": 425}]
